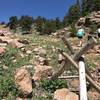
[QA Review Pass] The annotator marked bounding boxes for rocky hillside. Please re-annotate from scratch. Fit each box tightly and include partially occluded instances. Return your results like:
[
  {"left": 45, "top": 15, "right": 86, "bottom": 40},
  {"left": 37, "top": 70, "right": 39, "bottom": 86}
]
[
  {"left": 0, "top": 25, "right": 100, "bottom": 100},
  {"left": 77, "top": 11, "right": 100, "bottom": 26}
]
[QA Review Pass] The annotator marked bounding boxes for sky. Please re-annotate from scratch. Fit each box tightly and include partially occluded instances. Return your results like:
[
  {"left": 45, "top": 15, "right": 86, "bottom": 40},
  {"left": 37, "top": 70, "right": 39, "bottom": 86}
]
[{"left": 0, "top": 0, "right": 76, "bottom": 22}]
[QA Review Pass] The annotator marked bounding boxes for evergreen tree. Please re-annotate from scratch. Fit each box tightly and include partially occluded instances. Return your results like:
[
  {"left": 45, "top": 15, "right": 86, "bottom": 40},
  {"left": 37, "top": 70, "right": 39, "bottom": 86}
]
[
  {"left": 63, "top": 15, "right": 69, "bottom": 27},
  {"left": 55, "top": 17, "right": 63, "bottom": 30},
  {"left": 93, "top": 0, "right": 100, "bottom": 11},
  {"left": 82, "top": 0, "right": 100, "bottom": 16},
  {"left": 35, "top": 16, "right": 46, "bottom": 33},
  {"left": 8, "top": 16, "right": 18, "bottom": 31},
  {"left": 68, "top": 3, "right": 81, "bottom": 24},
  {"left": 42, "top": 19, "right": 57, "bottom": 35},
  {"left": 19, "top": 15, "right": 33, "bottom": 32}
]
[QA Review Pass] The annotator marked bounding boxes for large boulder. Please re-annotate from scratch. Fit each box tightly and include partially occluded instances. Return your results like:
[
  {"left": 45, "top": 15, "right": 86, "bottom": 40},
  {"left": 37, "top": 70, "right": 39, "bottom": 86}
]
[
  {"left": 54, "top": 88, "right": 79, "bottom": 100},
  {"left": 14, "top": 68, "right": 32, "bottom": 97},
  {"left": 32, "top": 65, "right": 53, "bottom": 81}
]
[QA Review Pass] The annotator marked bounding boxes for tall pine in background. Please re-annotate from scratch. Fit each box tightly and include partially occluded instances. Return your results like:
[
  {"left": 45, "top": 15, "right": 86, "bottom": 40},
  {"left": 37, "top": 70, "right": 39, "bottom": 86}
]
[
  {"left": 82, "top": 0, "right": 100, "bottom": 16},
  {"left": 63, "top": 0, "right": 81, "bottom": 25}
]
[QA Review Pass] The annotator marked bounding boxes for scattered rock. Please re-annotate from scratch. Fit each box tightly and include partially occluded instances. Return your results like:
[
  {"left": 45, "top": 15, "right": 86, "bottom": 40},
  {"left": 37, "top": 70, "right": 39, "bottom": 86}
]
[
  {"left": 54, "top": 88, "right": 79, "bottom": 100},
  {"left": 26, "top": 50, "right": 32, "bottom": 55},
  {"left": 88, "top": 91, "right": 100, "bottom": 100},
  {"left": 69, "top": 79, "right": 79, "bottom": 90},
  {"left": 32, "top": 65, "right": 53, "bottom": 81},
  {"left": 10, "top": 39, "right": 25, "bottom": 48},
  {"left": 21, "top": 47, "right": 26, "bottom": 53},
  {"left": 34, "top": 47, "right": 46, "bottom": 57},
  {"left": 3, "top": 65, "right": 8, "bottom": 70},
  {"left": 14, "top": 68, "right": 32, "bottom": 97},
  {"left": 77, "top": 17, "right": 85, "bottom": 26},
  {"left": 22, "top": 65, "right": 33, "bottom": 69},
  {"left": 58, "top": 54, "right": 65, "bottom": 64},
  {"left": 0, "top": 36, "right": 13, "bottom": 43},
  {"left": 77, "top": 11, "right": 100, "bottom": 26},
  {"left": 18, "top": 39, "right": 29, "bottom": 45},
  {"left": 35, "top": 56, "right": 49, "bottom": 65},
  {"left": 16, "top": 97, "right": 28, "bottom": 100},
  {"left": 20, "top": 53, "right": 25, "bottom": 58},
  {"left": 0, "top": 47, "right": 6, "bottom": 55}
]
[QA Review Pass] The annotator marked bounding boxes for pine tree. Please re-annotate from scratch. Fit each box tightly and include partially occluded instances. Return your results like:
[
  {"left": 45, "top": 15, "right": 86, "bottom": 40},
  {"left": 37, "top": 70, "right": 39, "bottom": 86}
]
[
  {"left": 93, "top": 0, "right": 100, "bottom": 11},
  {"left": 19, "top": 15, "right": 33, "bottom": 33},
  {"left": 8, "top": 16, "right": 18, "bottom": 31},
  {"left": 68, "top": 3, "right": 81, "bottom": 23}
]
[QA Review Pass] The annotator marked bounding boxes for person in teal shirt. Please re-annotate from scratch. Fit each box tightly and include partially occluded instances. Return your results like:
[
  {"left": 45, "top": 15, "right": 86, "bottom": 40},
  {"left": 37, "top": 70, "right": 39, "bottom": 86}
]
[{"left": 77, "top": 27, "right": 85, "bottom": 47}]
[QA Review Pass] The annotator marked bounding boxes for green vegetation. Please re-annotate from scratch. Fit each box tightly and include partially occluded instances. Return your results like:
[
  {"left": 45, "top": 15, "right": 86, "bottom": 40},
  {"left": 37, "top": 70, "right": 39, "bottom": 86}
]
[
  {"left": 69, "top": 23, "right": 77, "bottom": 37},
  {"left": 82, "top": 0, "right": 100, "bottom": 16},
  {"left": 0, "top": 33, "right": 68, "bottom": 99},
  {"left": 41, "top": 79, "right": 67, "bottom": 93},
  {"left": 0, "top": 47, "right": 19, "bottom": 98},
  {"left": 0, "top": 0, "right": 100, "bottom": 99}
]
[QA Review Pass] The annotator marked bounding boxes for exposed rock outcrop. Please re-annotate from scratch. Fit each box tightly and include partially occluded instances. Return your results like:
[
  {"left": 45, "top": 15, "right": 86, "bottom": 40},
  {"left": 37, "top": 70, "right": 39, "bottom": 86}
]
[{"left": 77, "top": 11, "right": 100, "bottom": 26}]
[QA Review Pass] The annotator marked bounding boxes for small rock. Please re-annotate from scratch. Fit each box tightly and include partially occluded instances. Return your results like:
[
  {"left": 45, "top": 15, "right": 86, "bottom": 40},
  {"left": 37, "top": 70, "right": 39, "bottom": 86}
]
[
  {"left": 34, "top": 47, "right": 46, "bottom": 57},
  {"left": 23, "top": 65, "right": 33, "bottom": 68},
  {"left": 26, "top": 50, "right": 32, "bottom": 54},
  {"left": 3, "top": 65, "right": 8, "bottom": 70},
  {"left": 18, "top": 39, "right": 29, "bottom": 45},
  {"left": 0, "top": 47, "right": 6, "bottom": 55}
]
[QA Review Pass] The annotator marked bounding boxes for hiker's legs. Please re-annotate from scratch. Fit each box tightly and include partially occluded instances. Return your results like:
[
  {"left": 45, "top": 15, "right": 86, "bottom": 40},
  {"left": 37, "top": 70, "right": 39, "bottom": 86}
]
[
  {"left": 79, "top": 39, "right": 82, "bottom": 47},
  {"left": 78, "top": 36, "right": 83, "bottom": 47}
]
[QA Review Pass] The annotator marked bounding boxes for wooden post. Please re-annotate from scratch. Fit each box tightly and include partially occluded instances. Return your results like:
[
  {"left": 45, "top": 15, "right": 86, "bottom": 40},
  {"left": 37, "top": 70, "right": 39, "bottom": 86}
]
[
  {"left": 50, "top": 37, "right": 96, "bottom": 80},
  {"left": 59, "top": 51, "right": 100, "bottom": 93},
  {"left": 48, "top": 76, "right": 78, "bottom": 79},
  {"left": 61, "top": 37, "right": 96, "bottom": 80},
  {"left": 79, "top": 57, "right": 87, "bottom": 100},
  {"left": 61, "top": 37, "right": 74, "bottom": 54},
  {"left": 73, "top": 37, "right": 97, "bottom": 61}
]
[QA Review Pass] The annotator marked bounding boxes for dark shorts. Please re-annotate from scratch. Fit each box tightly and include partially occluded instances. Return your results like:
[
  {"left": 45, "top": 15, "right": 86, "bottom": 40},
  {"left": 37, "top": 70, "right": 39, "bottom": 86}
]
[
  {"left": 78, "top": 36, "right": 82, "bottom": 39},
  {"left": 98, "top": 33, "right": 100, "bottom": 37}
]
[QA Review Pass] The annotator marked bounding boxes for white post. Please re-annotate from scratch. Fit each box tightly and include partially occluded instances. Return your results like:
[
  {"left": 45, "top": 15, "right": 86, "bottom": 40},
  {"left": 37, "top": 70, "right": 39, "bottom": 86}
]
[{"left": 79, "top": 57, "right": 87, "bottom": 100}]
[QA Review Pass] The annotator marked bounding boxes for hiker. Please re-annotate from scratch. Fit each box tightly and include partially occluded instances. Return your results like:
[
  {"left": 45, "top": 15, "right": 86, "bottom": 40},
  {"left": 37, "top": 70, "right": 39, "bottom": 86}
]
[
  {"left": 87, "top": 31, "right": 94, "bottom": 41},
  {"left": 97, "top": 25, "right": 100, "bottom": 38},
  {"left": 77, "top": 26, "right": 85, "bottom": 47}
]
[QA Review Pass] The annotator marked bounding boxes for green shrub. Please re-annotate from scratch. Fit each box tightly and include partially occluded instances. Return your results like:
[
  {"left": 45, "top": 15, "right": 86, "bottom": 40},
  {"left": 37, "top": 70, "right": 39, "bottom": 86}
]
[
  {"left": 90, "top": 22, "right": 97, "bottom": 33},
  {"left": 0, "top": 47, "right": 20, "bottom": 98},
  {"left": 0, "top": 73, "right": 19, "bottom": 98},
  {"left": 69, "top": 23, "right": 77, "bottom": 37},
  {"left": 40, "top": 79, "right": 67, "bottom": 93},
  {"left": 84, "top": 18, "right": 91, "bottom": 27}
]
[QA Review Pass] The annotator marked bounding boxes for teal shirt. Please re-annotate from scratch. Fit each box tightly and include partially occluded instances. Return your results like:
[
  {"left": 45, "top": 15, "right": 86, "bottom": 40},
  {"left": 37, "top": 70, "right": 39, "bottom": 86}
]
[{"left": 77, "top": 29, "right": 84, "bottom": 37}]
